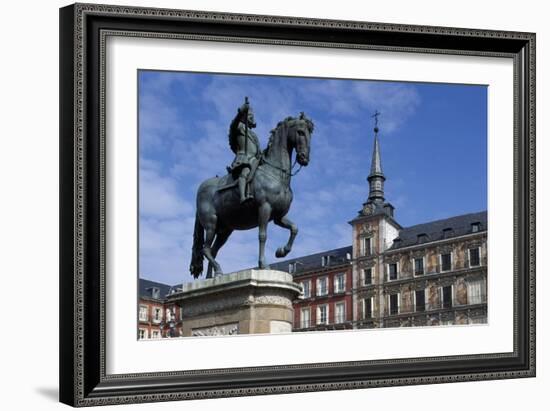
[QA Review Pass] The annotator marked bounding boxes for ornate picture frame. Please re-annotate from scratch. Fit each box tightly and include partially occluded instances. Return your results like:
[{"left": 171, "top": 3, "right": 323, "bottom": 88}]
[{"left": 59, "top": 3, "right": 535, "bottom": 407}]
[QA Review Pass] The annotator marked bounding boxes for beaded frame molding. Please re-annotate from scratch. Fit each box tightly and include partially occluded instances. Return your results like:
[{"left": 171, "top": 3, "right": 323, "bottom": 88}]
[{"left": 59, "top": 3, "right": 535, "bottom": 407}]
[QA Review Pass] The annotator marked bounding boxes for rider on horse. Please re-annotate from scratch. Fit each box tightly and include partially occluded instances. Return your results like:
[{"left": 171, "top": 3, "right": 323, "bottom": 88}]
[{"left": 228, "top": 97, "right": 261, "bottom": 203}]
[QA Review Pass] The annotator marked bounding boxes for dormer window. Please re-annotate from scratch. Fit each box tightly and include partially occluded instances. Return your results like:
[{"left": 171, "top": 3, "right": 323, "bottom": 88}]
[
  {"left": 288, "top": 262, "right": 296, "bottom": 274},
  {"left": 321, "top": 255, "right": 331, "bottom": 267},
  {"left": 147, "top": 287, "right": 161, "bottom": 299},
  {"left": 442, "top": 227, "right": 453, "bottom": 239},
  {"left": 471, "top": 222, "right": 481, "bottom": 233},
  {"left": 393, "top": 238, "right": 402, "bottom": 247},
  {"left": 417, "top": 233, "right": 428, "bottom": 244}
]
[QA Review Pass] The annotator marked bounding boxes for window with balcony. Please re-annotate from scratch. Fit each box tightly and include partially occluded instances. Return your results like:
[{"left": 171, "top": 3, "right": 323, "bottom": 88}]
[
  {"left": 441, "top": 253, "right": 452, "bottom": 272},
  {"left": 469, "top": 247, "right": 481, "bottom": 267},
  {"left": 139, "top": 305, "right": 148, "bottom": 321},
  {"left": 301, "top": 280, "right": 311, "bottom": 298},
  {"left": 389, "top": 293, "right": 399, "bottom": 315},
  {"left": 363, "top": 268, "right": 373, "bottom": 285},
  {"left": 414, "top": 257, "right": 425, "bottom": 276},
  {"left": 441, "top": 285, "right": 453, "bottom": 309},
  {"left": 153, "top": 307, "right": 162, "bottom": 323},
  {"left": 335, "top": 302, "right": 346, "bottom": 323},
  {"left": 467, "top": 279, "right": 485, "bottom": 305},
  {"left": 317, "top": 304, "right": 328, "bottom": 325},
  {"left": 300, "top": 307, "right": 311, "bottom": 328},
  {"left": 316, "top": 277, "right": 328, "bottom": 296},
  {"left": 415, "top": 289, "right": 426, "bottom": 312},
  {"left": 334, "top": 273, "right": 346, "bottom": 293},
  {"left": 363, "top": 297, "right": 373, "bottom": 319},
  {"left": 388, "top": 263, "right": 398, "bottom": 281}
]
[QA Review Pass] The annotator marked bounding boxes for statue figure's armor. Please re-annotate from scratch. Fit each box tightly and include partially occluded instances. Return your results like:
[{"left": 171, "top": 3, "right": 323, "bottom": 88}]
[
  {"left": 228, "top": 98, "right": 261, "bottom": 203},
  {"left": 229, "top": 122, "right": 260, "bottom": 172}
]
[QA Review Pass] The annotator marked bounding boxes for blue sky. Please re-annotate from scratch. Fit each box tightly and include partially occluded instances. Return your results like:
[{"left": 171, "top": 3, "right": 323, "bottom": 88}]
[{"left": 138, "top": 70, "right": 487, "bottom": 285}]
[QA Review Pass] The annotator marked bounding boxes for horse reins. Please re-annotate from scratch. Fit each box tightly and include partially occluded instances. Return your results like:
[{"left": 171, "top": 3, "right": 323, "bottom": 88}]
[{"left": 261, "top": 155, "right": 303, "bottom": 177}]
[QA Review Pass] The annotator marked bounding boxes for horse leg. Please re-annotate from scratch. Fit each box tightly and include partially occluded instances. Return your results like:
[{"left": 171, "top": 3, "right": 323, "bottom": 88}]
[
  {"left": 258, "top": 203, "right": 272, "bottom": 269},
  {"left": 274, "top": 215, "right": 298, "bottom": 258},
  {"left": 203, "top": 224, "right": 222, "bottom": 278},
  {"left": 206, "top": 229, "right": 233, "bottom": 278}
]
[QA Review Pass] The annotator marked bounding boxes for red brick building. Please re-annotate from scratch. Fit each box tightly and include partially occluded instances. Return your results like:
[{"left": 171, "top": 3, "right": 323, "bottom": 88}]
[
  {"left": 271, "top": 247, "right": 353, "bottom": 331},
  {"left": 138, "top": 279, "right": 183, "bottom": 339}
]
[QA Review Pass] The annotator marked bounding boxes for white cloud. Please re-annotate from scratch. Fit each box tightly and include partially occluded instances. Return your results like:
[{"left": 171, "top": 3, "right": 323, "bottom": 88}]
[
  {"left": 352, "top": 81, "right": 421, "bottom": 132},
  {"left": 139, "top": 93, "right": 185, "bottom": 150},
  {"left": 302, "top": 79, "right": 421, "bottom": 133}
]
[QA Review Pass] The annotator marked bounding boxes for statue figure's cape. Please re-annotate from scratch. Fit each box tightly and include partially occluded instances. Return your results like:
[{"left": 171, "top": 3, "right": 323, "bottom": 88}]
[{"left": 228, "top": 115, "right": 243, "bottom": 154}]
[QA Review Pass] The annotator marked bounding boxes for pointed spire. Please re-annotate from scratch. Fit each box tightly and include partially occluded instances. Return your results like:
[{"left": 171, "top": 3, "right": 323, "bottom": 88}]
[
  {"left": 369, "top": 134, "right": 383, "bottom": 177},
  {"left": 366, "top": 110, "right": 385, "bottom": 205}
]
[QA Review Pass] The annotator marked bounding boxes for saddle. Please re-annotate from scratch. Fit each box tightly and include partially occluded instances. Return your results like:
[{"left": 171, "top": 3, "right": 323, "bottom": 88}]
[{"left": 217, "top": 156, "right": 261, "bottom": 193}]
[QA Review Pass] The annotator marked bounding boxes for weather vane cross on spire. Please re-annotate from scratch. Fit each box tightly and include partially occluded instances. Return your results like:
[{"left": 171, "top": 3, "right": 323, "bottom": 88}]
[{"left": 371, "top": 110, "right": 381, "bottom": 133}]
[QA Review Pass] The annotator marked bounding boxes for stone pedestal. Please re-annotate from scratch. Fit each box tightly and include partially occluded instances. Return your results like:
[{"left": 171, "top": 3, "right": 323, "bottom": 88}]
[{"left": 167, "top": 269, "right": 302, "bottom": 336}]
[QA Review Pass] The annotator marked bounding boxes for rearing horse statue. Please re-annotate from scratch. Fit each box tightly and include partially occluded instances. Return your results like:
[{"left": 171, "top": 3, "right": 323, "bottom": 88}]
[{"left": 189, "top": 113, "right": 314, "bottom": 278}]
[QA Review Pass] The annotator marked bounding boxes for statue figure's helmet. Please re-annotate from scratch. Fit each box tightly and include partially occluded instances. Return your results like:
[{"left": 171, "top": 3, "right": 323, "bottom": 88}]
[{"left": 237, "top": 98, "right": 256, "bottom": 128}]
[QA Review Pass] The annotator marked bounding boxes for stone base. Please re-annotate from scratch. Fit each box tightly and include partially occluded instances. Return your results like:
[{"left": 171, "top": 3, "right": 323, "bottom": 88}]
[{"left": 167, "top": 269, "right": 302, "bottom": 336}]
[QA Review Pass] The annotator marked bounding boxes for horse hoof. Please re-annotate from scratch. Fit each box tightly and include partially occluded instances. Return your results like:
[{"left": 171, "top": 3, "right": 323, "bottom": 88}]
[{"left": 275, "top": 247, "right": 289, "bottom": 258}]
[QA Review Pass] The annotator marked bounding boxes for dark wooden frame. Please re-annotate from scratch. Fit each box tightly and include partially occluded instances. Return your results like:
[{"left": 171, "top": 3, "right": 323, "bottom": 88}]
[{"left": 59, "top": 2, "right": 536, "bottom": 407}]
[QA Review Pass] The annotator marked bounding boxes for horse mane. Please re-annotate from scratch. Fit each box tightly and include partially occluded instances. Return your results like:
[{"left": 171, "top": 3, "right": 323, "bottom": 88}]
[
  {"left": 264, "top": 117, "right": 291, "bottom": 156},
  {"left": 263, "top": 114, "right": 315, "bottom": 156}
]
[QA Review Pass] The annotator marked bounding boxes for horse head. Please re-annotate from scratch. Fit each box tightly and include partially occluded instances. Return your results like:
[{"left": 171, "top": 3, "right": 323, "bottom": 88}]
[{"left": 286, "top": 112, "right": 314, "bottom": 166}]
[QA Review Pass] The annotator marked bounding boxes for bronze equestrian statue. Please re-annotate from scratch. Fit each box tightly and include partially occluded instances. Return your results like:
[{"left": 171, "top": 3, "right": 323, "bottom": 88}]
[
  {"left": 227, "top": 97, "right": 261, "bottom": 204},
  {"left": 189, "top": 98, "right": 314, "bottom": 279}
]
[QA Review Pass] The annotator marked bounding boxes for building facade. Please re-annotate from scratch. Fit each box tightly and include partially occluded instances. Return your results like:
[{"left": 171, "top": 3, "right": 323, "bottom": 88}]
[
  {"left": 138, "top": 121, "right": 487, "bottom": 336},
  {"left": 138, "top": 279, "right": 183, "bottom": 339}
]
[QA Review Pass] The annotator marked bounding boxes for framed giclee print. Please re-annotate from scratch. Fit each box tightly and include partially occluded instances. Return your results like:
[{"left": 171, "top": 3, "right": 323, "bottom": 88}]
[{"left": 59, "top": 2, "right": 536, "bottom": 407}]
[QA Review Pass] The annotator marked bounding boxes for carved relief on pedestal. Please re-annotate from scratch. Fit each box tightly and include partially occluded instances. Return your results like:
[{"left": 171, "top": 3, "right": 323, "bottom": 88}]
[{"left": 192, "top": 323, "right": 239, "bottom": 336}]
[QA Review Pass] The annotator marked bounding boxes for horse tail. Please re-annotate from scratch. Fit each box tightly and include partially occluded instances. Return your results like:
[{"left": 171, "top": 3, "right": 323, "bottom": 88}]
[{"left": 189, "top": 212, "right": 205, "bottom": 279}]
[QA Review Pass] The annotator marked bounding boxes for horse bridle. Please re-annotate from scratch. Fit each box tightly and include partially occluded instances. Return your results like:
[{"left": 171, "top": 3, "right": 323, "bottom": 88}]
[{"left": 261, "top": 155, "right": 303, "bottom": 177}]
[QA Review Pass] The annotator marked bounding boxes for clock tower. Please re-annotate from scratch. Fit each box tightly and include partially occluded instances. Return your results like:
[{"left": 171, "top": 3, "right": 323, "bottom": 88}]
[{"left": 349, "top": 111, "right": 401, "bottom": 326}]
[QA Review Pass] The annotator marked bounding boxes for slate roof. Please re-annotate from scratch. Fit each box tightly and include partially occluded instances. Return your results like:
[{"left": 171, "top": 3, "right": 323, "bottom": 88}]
[
  {"left": 270, "top": 245, "right": 353, "bottom": 276},
  {"left": 139, "top": 278, "right": 181, "bottom": 300},
  {"left": 388, "top": 211, "right": 487, "bottom": 250}
]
